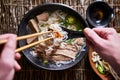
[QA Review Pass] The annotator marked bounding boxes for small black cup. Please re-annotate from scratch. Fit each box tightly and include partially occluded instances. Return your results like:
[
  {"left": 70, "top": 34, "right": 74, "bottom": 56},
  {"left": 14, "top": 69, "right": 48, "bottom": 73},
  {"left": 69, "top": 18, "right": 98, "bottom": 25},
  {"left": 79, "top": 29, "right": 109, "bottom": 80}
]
[{"left": 86, "top": 1, "right": 114, "bottom": 28}]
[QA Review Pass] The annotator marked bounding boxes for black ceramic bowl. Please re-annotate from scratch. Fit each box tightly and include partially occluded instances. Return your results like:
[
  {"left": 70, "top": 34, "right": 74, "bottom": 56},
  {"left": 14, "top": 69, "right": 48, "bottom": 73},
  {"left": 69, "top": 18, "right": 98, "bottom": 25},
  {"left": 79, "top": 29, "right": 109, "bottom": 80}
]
[
  {"left": 86, "top": 1, "right": 114, "bottom": 28},
  {"left": 18, "top": 3, "right": 88, "bottom": 70}
]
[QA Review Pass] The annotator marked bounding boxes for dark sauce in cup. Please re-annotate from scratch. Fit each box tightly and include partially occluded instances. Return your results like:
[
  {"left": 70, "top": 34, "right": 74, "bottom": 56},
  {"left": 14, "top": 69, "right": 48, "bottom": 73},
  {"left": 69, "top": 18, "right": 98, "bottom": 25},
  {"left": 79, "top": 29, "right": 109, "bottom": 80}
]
[{"left": 93, "top": 9, "right": 104, "bottom": 23}]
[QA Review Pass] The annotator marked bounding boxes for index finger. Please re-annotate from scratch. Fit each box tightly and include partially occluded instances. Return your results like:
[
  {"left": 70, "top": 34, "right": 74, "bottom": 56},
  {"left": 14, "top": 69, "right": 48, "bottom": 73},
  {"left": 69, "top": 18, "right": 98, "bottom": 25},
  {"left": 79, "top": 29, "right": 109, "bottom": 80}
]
[
  {"left": 93, "top": 28, "right": 117, "bottom": 39},
  {"left": 84, "top": 28, "right": 105, "bottom": 47},
  {"left": 0, "top": 34, "right": 15, "bottom": 53},
  {"left": 93, "top": 28, "right": 117, "bottom": 35},
  {"left": 0, "top": 34, "right": 14, "bottom": 40}
]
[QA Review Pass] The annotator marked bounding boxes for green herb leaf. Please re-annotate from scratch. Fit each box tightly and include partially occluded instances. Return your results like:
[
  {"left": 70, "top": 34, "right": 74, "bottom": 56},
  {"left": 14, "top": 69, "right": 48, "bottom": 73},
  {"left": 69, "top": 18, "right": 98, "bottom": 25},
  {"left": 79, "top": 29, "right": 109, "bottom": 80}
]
[{"left": 97, "top": 64, "right": 106, "bottom": 74}]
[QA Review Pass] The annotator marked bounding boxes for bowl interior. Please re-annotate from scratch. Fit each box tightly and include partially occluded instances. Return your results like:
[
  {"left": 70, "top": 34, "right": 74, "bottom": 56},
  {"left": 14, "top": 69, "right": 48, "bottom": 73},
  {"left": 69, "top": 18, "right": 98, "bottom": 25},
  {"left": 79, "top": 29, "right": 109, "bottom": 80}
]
[{"left": 18, "top": 3, "right": 88, "bottom": 70}]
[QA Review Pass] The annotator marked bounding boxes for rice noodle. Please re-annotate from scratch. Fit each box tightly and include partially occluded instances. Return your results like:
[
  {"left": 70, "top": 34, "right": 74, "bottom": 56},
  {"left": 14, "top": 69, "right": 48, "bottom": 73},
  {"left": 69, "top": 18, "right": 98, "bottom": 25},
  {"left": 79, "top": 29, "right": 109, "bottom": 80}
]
[{"left": 30, "top": 10, "right": 85, "bottom": 65}]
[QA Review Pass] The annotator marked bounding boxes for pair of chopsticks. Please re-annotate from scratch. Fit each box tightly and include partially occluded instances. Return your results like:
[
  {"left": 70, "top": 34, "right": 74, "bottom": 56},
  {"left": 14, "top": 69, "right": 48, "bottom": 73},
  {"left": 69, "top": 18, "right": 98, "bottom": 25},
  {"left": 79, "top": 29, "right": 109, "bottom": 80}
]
[{"left": 0, "top": 31, "right": 55, "bottom": 53}]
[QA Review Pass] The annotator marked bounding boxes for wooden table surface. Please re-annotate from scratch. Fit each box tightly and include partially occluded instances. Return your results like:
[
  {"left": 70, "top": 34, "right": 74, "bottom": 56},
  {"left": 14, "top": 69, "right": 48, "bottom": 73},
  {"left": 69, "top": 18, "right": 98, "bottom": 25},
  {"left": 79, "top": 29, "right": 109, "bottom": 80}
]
[{"left": 0, "top": 0, "right": 120, "bottom": 80}]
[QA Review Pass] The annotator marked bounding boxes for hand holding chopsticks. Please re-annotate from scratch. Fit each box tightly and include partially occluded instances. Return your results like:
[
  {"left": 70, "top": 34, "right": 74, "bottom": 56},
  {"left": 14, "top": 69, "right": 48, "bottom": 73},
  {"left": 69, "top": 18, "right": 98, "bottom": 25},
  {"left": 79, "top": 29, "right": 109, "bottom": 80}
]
[
  {"left": 0, "top": 31, "right": 55, "bottom": 52},
  {"left": 0, "top": 34, "right": 21, "bottom": 79}
]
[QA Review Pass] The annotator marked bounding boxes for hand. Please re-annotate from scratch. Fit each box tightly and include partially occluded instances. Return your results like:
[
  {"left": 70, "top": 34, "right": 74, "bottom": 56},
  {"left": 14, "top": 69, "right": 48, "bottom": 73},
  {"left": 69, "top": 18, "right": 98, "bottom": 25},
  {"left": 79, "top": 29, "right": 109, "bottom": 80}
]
[
  {"left": 0, "top": 34, "right": 21, "bottom": 80},
  {"left": 84, "top": 28, "right": 120, "bottom": 74}
]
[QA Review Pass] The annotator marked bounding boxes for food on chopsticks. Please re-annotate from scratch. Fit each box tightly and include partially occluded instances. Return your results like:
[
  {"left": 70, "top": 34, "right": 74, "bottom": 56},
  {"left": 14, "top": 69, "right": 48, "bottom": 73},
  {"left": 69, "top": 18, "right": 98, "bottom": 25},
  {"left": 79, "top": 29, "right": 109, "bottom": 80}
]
[
  {"left": 92, "top": 51, "right": 120, "bottom": 80},
  {"left": 28, "top": 10, "right": 85, "bottom": 65}
]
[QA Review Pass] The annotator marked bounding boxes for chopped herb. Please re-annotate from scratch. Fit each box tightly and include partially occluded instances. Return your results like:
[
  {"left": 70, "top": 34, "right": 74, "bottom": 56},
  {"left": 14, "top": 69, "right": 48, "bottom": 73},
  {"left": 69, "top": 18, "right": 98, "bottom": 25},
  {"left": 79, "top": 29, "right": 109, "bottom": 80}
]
[
  {"left": 75, "top": 20, "right": 83, "bottom": 31},
  {"left": 43, "top": 60, "right": 48, "bottom": 64},
  {"left": 59, "top": 18, "right": 68, "bottom": 28},
  {"left": 40, "top": 24, "right": 44, "bottom": 27},
  {"left": 66, "top": 15, "right": 75, "bottom": 24},
  {"left": 97, "top": 64, "right": 106, "bottom": 74},
  {"left": 65, "top": 39, "right": 75, "bottom": 44}
]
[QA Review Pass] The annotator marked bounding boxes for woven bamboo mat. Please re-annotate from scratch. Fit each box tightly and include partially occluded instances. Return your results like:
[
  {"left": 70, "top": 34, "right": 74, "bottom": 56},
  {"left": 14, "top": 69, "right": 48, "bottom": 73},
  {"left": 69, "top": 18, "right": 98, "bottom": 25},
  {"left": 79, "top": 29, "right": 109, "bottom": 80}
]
[{"left": 0, "top": 0, "right": 120, "bottom": 80}]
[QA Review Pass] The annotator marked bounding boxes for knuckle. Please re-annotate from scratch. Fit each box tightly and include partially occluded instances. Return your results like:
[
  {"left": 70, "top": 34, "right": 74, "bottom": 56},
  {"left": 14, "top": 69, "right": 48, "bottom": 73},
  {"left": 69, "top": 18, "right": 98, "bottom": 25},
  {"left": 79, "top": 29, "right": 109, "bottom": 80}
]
[
  {"left": 109, "top": 28, "right": 116, "bottom": 33},
  {"left": 8, "top": 34, "right": 17, "bottom": 38}
]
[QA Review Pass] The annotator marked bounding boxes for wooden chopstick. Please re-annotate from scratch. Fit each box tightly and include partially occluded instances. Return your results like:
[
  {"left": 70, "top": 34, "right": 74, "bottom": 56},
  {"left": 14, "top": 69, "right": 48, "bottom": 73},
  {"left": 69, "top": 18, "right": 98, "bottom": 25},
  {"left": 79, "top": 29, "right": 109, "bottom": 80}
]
[
  {"left": 15, "top": 36, "right": 55, "bottom": 53},
  {"left": 0, "top": 31, "right": 52, "bottom": 45}
]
